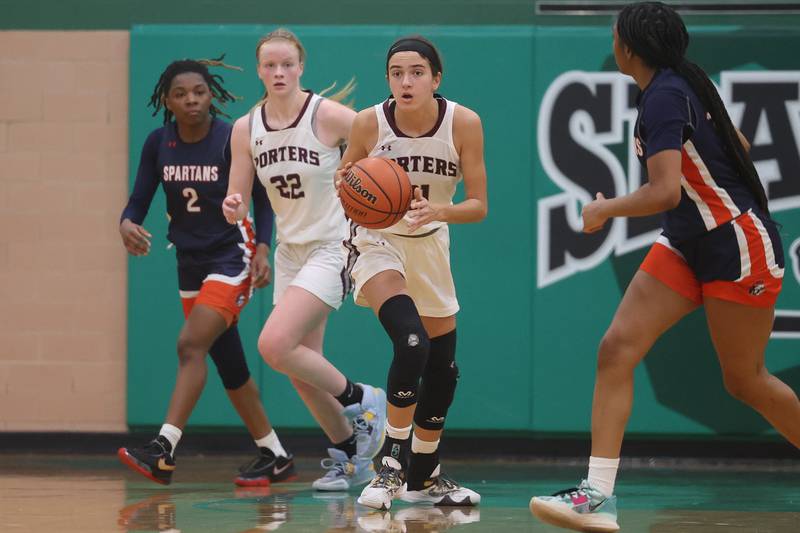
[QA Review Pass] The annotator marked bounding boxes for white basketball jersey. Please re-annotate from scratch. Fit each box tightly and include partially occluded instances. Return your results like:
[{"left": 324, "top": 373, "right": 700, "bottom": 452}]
[
  {"left": 369, "top": 96, "right": 461, "bottom": 236},
  {"left": 251, "top": 92, "right": 347, "bottom": 244}
]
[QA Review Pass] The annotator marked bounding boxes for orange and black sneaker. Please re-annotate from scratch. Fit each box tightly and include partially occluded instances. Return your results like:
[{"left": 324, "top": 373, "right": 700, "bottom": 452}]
[
  {"left": 235, "top": 448, "right": 297, "bottom": 486},
  {"left": 117, "top": 436, "right": 176, "bottom": 485}
]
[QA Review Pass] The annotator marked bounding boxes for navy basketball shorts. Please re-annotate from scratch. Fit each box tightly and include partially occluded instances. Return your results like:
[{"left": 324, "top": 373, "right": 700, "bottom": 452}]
[{"left": 177, "top": 235, "right": 255, "bottom": 325}]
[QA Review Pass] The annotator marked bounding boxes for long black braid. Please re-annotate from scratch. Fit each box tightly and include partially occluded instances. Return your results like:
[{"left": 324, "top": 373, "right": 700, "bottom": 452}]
[
  {"left": 148, "top": 55, "right": 241, "bottom": 124},
  {"left": 616, "top": 1, "right": 770, "bottom": 215}
]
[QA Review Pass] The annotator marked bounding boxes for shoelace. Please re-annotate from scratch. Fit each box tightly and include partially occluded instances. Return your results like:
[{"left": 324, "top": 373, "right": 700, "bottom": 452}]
[
  {"left": 319, "top": 457, "right": 350, "bottom": 477},
  {"left": 372, "top": 464, "right": 403, "bottom": 489},
  {"left": 351, "top": 415, "right": 374, "bottom": 446},
  {"left": 426, "top": 473, "right": 459, "bottom": 494}
]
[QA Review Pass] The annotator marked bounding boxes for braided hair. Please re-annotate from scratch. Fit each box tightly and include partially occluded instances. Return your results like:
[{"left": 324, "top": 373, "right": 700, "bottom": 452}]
[
  {"left": 616, "top": 1, "right": 770, "bottom": 214},
  {"left": 148, "top": 55, "right": 241, "bottom": 124}
]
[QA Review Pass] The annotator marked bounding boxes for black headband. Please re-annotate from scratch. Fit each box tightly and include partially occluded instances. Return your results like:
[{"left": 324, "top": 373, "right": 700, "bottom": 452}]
[{"left": 386, "top": 38, "right": 442, "bottom": 75}]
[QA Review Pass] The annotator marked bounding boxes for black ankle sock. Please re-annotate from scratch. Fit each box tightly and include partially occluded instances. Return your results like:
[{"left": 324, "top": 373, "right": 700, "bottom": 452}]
[
  {"left": 333, "top": 433, "right": 358, "bottom": 458},
  {"left": 378, "top": 435, "right": 409, "bottom": 471},
  {"left": 335, "top": 379, "right": 364, "bottom": 407},
  {"left": 407, "top": 451, "right": 440, "bottom": 490}
]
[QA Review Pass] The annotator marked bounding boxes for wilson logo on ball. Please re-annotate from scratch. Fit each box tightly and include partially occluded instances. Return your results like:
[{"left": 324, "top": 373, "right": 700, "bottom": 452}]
[{"left": 343, "top": 171, "right": 378, "bottom": 204}]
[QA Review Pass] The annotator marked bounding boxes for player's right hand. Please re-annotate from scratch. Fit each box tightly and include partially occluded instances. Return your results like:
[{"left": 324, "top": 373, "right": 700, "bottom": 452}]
[
  {"left": 119, "top": 219, "right": 152, "bottom": 256},
  {"left": 222, "top": 193, "right": 244, "bottom": 224},
  {"left": 333, "top": 162, "right": 353, "bottom": 197}
]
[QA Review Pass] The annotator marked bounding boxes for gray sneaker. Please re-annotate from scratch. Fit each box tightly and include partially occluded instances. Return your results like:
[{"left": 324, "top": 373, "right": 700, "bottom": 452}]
[
  {"left": 342, "top": 384, "right": 386, "bottom": 462},
  {"left": 312, "top": 448, "right": 375, "bottom": 492}
]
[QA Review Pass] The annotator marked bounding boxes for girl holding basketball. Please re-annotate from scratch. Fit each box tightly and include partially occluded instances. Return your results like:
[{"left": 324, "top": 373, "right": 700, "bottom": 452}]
[
  {"left": 222, "top": 28, "right": 387, "bottom": 491},
  {"left": 530, "top": 3, "right": 798, "bottom": 532},
  {"left": 335, "top": 35, "right": 488, "bottom": 510}
]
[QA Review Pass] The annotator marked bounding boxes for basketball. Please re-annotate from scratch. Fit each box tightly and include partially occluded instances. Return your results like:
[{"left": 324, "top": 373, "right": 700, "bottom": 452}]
[{"left": 339, "top": 157, "right": 413, "bottom": 229}]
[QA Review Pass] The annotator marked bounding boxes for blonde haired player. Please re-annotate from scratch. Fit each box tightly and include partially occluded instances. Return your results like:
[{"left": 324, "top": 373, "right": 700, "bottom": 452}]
[
  {"left": 223, "top": 28, "right": 386, "bottom": 491},
  {"left": 335, "top": 35, "right": 488, "bottom": 510}
]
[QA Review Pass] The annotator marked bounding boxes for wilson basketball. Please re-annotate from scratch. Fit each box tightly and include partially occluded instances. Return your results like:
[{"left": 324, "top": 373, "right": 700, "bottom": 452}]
[{"left": 340, "top": 157, "right": 413, "bottom": 229}]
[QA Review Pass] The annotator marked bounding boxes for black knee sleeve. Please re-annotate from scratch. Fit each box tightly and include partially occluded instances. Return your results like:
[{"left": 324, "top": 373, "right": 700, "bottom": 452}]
[
  {"left": 208, "top": 325, "right": 251, "bottom": 390},
  {"left": 379, "top": 295, "right": 430, "bottom": 408},
  {"left": 414, "top": 329, "right": 458, "bottom": 430}
]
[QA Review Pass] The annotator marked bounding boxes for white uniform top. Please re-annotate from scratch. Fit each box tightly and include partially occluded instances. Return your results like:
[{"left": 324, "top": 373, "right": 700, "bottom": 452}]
[
  {"left": 251, "top": 91, "right": 348, "bottom": 245},
  {"left": 369, "top": 96, "right": 462, "bottom": 236}
]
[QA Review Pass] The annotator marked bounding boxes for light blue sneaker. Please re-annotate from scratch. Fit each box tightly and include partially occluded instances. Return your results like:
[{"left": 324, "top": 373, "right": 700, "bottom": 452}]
[
  {"left": 312, "top": 448, "right": 375, "bottom": 491},
  {"left": 342, "top": 384, "right": 387, "bottom": 462},
  {"left": 529, "top": 480, "right": 619, "bottom": 532}
]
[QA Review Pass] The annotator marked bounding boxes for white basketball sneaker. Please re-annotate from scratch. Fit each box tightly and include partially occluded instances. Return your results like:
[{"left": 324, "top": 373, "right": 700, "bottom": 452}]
[
  {"left": 357, "top": 456, "right": 406, "bottom": 511},
  {"left": 400, "top": 465, "right": 481, "bottom": 506}
]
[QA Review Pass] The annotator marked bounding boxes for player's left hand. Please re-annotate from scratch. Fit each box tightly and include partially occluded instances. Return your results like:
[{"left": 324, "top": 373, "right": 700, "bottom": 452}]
[
  {"left": 406, "top": 187, "right": 441, "bottom": 233},
  {"left": 251, "top": 244, "right": 272, "bottom": 288},
  {"left": 582, "top": 192, "right": 610, "bottom": 233}
]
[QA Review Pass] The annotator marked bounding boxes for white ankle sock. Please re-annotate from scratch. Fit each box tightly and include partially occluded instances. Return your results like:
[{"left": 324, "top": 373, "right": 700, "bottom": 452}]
[
  {"left": 386, "top": 423, "right": 412, "bottom": 440},
  {"left": 159, "top": 424, "right": 182, "bottom": 456},
  {"left": 588, "top": 456, "right": 620, "bottom": 498},
  {"left": 411, "top": 435, "right": 440, "bottom": 454},
  {"left": 255, "top": 429, "right": 287, "bottom": 457}
]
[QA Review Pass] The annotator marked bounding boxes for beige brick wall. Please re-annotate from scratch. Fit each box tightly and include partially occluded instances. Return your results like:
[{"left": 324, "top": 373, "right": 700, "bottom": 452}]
[{"left": 0, "top": 31, "right": 129, "bottom": 431}]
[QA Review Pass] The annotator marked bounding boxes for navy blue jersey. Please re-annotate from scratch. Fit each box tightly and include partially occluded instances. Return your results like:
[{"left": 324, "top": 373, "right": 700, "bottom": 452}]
[
  {"left": 634, "top": 68, "right": 758, "bottom": 243},
  {"left": 122, "top": 118, "right": 273, "bottom": 252}
]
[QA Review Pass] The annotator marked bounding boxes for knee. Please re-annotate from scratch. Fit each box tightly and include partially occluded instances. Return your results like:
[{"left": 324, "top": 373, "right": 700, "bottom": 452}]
[
  {"left": 176, "top": 335, "right": 206, "bottom": 367},
  {"left": 258, "top": 330, "right": 292, "bottom": 372},
  {"left": 722, "top": 371, "right": 762, "bottom": 404},
  {"left": 596, "top": 328, "right": 639, "bottom": 374}
]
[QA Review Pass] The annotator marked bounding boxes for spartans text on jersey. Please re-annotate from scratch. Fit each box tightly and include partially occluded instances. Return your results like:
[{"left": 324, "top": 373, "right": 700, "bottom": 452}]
[{"left": 162, "top": 165, "right": 220, "bottom": 182}]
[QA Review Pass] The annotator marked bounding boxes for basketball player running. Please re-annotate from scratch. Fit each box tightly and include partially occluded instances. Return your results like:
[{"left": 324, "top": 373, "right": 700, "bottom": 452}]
[
  {"left": 334, "top": 35, "right": 488, "bottom": 510},
  {"left": 222, "top": 28, "right": 387, "bottom": 491},
  {"left": 530, "top": 3, "right": 800, "bottom": 532},
  {"left": 118, "top": 57, "right": 295, "bottom": 486}
]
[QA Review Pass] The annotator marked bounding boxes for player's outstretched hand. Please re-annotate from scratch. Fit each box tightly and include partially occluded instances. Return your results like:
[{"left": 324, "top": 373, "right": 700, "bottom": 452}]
[
  {"left": 582, "top": 192, "right": 609, "bottom": 233},
  {"left": 222, "top": 193, "right": 245, "bottom": 224},
  {"left": 251, "top": 244, "right": 272, "bottom": 289},
  {"left": 334, "top": 162, "right": 353, "bottom": 198},
  {"left": 119, "top": 219, "right": 152, "bottom": 256}
]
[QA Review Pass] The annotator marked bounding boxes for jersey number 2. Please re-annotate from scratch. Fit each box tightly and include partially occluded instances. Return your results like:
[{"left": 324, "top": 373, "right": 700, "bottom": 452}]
[
  {"left": 270, "top": 173, "right": 305, "bottom": 199},
  {"left": 183, "top": 187, "right": 201, "bottom": 212}
]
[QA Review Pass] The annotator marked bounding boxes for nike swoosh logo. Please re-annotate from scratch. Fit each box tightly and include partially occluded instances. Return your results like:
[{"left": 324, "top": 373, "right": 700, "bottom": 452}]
[
  {"left": 157, "top": 458, "right": 176, "bottom": 471},
  {"left": 588, "top": 501, "right": 604, "bottom": 512},
  {"left": 273, "top": 462, "right": 292, "bottom": 475}
]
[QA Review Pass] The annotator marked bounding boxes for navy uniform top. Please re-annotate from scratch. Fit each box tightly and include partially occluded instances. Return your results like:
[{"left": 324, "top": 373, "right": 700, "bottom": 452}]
[
  {"left": 121, "top": 118, "right": 273, "bottom": 253},
  {"left": 634, "top": 68, "right": 758, "bottom": 243}
]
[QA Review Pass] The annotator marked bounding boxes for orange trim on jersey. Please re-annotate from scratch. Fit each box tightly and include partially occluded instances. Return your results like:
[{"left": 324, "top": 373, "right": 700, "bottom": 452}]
[
  {"left": 241, "top": 218, "right": 257, "bottom": 256},
  {"left": 640, "top": 242, "right": 703, "bottom": 305},
  {"left": 735, "top": 211, "right": 768, "bottom": 274},
  {"left": 681, "top": 148, "right": 733, "bottom": 226}
]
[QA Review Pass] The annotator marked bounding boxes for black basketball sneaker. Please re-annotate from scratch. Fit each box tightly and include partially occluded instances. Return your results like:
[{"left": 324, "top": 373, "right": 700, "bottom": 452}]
[
  {"left": 117, "top": 435, "right": 176, "bottom": 485},
  {"left": 235, "top": 448, "right": 297, "bottom": 486}
]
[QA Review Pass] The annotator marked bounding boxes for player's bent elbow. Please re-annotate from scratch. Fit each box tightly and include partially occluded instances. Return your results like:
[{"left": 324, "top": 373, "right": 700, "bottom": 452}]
[{"left": 664, "top": 188, "right": 681, "bottom": 210}]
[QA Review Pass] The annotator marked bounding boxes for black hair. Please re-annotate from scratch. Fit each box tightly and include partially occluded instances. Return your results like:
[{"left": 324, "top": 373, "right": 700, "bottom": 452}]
[
  {"left": 386, "top": 35, "right": 443, "bottom": 76},
  {"left": 617, "top": 1, "right": 770, "bottom": 214},
  {"left": 148, "top": 55, "right": 241, "bottom": 124}
]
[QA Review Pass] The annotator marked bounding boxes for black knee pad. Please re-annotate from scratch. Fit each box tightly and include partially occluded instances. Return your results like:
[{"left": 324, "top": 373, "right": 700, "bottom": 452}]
[
  {"left": 379, "top": 295, "right": 431, "bottom": 408},
  {"left": 414, "top": 329, "right": 458, "bottom": 430},
  {"left": 209, "top": 325, "right": 251, "bottom": 390}
]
